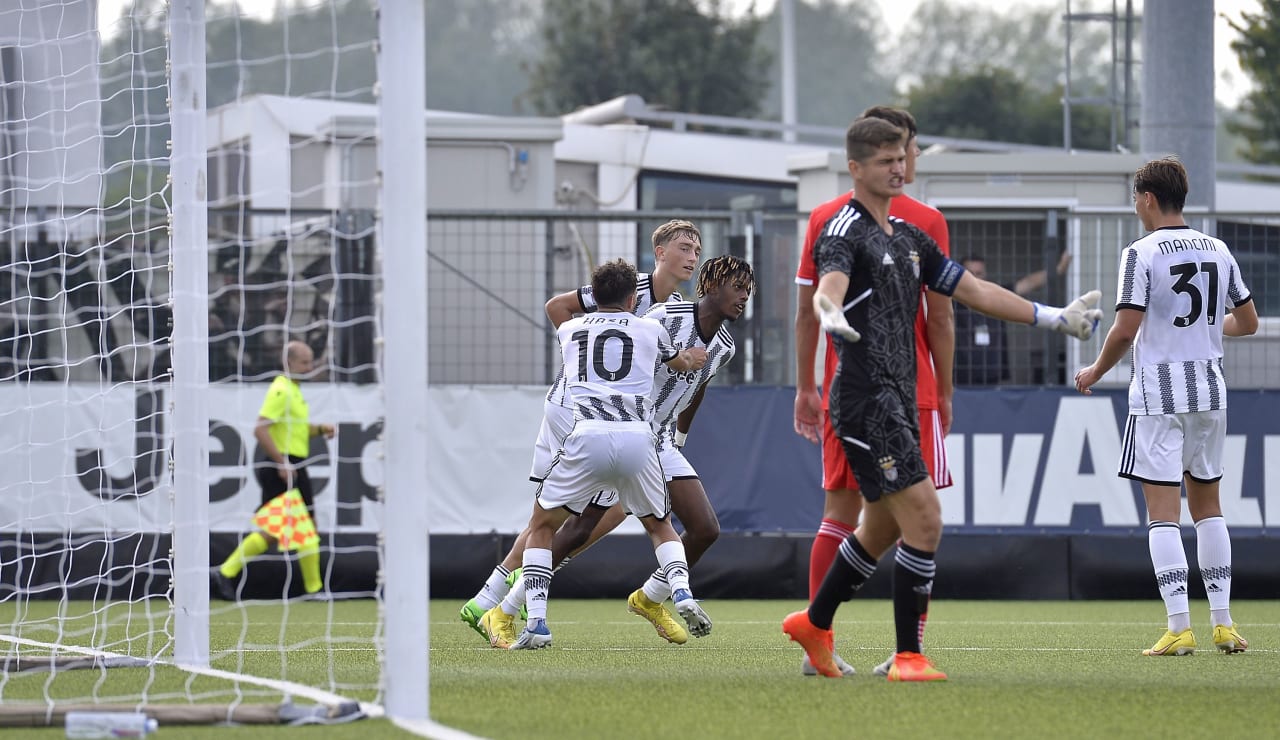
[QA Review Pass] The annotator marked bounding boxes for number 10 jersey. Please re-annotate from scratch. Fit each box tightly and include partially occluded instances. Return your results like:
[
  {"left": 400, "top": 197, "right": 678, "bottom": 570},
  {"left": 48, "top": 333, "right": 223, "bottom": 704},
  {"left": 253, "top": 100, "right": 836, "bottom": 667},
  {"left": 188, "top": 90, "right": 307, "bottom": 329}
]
[
  {"left": 1117, "top": 225, "right": 1252, "bottom": 415},
  {"left": 555, "top": 312, "right": 680, "bottom": 424}
]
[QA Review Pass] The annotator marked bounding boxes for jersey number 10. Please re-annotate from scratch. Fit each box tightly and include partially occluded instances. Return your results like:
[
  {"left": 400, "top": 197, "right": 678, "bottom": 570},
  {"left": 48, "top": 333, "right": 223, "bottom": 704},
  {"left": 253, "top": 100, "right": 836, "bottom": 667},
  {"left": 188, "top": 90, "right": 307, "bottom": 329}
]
[{"left": 571, "top": 329, "right": 635, "bottom": 381}]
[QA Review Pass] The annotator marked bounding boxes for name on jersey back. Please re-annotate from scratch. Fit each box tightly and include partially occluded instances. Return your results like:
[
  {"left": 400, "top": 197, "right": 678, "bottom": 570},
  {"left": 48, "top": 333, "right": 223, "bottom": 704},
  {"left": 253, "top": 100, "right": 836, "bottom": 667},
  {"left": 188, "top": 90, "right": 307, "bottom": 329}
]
[
  {"left": 583, "top": 316, "right": 629, "bottom": 325},
  {"left": 1158, "top": 237, "right": 1219, "bottom": 255}
]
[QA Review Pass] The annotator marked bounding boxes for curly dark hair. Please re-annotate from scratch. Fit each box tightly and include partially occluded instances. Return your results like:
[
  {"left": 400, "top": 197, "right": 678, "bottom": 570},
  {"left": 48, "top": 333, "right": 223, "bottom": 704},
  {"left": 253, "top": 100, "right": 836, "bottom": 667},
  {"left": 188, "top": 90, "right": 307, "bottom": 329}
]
[
  {"left": 696, "top": 255, "right": 755, "bottom": 298},
  {"left": 591, "top": 258, "right": 638, "bottom": 309}
]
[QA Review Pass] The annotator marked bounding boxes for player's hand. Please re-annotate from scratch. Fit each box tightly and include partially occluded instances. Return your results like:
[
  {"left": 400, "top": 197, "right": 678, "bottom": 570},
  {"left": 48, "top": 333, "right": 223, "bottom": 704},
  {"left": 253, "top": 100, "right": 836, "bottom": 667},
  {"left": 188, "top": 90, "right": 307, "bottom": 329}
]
[
  {"left": 1074, "top": 364, "right": 1103, "bottom": 395},
  {"left": 684, "top": 347, "right": 708, "bottom": 371},
  {"left": 317, "top": 423, "right": 336, "bottom": 439},
  {"left": 277, "top": 460, "right": 296, "bottom": 484},
  {"left": 938, "top": 395, "right": 953, "bottom": 436},
  {"left": 815, "top": 294, "right": 860, "bottom": 342},
  {"left": 1033, "top": 290, "right": 1103, "bottom": 340},
  {"left": 794, "top": 387, "right": 822, "bottom": 444}
]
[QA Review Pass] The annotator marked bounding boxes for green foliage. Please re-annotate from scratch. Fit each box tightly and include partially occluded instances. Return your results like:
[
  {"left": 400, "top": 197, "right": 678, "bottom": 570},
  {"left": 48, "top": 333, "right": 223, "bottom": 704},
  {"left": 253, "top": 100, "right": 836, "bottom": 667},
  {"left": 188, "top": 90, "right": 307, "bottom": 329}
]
[
  {"left": 897, "top": 0, "right": 1120, "bottom": 150},
  {"left": 756, "top": 0, "right": 897, "bottom": 129},
  {"left": 525, "top": 0, "right": 772, "bottom": 117},
  {"left": 1227, "top": 0, "right": 1280, "bottom": 164},
  {"left": 906, "top": 67, "right": 1113, "bottom": 150}
]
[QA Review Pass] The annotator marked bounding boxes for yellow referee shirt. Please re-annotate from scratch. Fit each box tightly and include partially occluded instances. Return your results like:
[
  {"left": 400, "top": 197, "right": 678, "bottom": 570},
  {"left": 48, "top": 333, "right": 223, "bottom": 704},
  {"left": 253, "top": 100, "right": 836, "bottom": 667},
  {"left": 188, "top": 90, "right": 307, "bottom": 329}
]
[{"left": 259, "top": 375, "right": 310, "bottom": 458}]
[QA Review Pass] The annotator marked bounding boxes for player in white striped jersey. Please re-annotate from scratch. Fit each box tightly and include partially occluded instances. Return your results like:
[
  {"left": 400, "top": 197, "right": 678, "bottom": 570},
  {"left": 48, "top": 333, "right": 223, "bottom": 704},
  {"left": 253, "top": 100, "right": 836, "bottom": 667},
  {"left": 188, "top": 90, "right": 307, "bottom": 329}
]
[
  {"left": 496, "top": 256, "right": 754, "bottom": 645},
  {"left": 503, "top": 259, "right": 711, "bottom": 649},
  {"left": 1075, "top": 157, "right": 1257, "bottom": 657},
  {"left": 461, "top": 220, "right": 701, "bottom": 642}
]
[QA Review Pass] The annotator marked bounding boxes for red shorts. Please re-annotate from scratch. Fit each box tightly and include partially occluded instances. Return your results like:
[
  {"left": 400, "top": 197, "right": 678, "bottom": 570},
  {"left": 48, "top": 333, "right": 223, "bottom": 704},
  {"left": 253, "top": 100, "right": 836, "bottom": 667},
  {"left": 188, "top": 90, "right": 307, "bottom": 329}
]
[{"left": 821, "top": 406, "right": 952, "bottom": 492}]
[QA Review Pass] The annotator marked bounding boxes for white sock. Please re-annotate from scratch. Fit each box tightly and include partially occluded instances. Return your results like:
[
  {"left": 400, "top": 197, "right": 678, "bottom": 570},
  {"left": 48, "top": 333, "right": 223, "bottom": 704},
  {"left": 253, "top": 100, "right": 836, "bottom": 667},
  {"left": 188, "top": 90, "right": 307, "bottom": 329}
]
[
  {"left": 641, "top": 569, "right": 670, "bottom": 603},
  {"left": 654, "top": 540, "right": 691, "bottom": 598},
  {"left": 1148, "top": 521, "right": 1190, "bottom": 633},
  {"left": 473, "top": 565, "right": 511, "bottom": 610},
  {"left": 1194, "top": 516, "right": 1233, "bottom": 626},
  {"left": 499, "top": 577, "right": 525, "bottom": 617},
  {"left": 521, "top": 548, "right": 553, "bottom": 622}
]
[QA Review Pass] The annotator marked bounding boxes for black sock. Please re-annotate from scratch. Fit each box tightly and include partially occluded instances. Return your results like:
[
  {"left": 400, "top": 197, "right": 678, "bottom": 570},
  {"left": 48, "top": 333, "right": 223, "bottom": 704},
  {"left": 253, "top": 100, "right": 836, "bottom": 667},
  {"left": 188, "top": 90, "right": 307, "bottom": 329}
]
[
  {"left": 809, "top": 535, "right": 878, "bottom": 630},
  {"left": 892, "top": 543, "right": 936, "bottom": 654}
]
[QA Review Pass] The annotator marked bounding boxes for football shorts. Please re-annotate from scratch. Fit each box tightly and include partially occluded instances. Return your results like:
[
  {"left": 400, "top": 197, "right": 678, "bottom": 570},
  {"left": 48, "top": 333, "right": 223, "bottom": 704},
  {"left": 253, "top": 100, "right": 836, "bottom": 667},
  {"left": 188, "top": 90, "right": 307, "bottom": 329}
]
[
  {"left": 822, "top": 407, "right": 951, "bottom": 492},
  {"left": 535, "top": 421, "right": 670, "bottom": 519},
  {"left": 529, "top": 401, "right": 576, "bottom": 481},
  {"left": 1119, "top": 410, "right": 1226, "bottom": 486}
]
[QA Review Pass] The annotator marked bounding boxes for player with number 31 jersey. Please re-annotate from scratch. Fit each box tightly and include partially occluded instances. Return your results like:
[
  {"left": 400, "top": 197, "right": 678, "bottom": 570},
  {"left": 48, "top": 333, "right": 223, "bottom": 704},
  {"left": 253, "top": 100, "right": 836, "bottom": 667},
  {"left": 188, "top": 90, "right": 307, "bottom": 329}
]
[{"left": 1116, "top": 223, "right": 1250, "bottom": 417}]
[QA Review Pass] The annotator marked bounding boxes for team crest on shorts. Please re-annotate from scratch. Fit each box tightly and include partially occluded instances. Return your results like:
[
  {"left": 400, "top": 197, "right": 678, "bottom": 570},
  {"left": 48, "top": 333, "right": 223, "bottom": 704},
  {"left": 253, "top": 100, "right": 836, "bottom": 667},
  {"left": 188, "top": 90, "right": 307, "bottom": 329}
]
[{"left": 878, "top": 455, "right": 898, "bottom": 482}]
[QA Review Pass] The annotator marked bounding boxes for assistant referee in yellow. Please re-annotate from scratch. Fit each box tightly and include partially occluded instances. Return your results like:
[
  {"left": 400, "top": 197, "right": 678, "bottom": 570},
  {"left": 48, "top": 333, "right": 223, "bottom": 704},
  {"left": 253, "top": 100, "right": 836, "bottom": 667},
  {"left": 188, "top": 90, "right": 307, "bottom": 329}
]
[{"left": 215, "top": 340, "right": 335, "bottom": 599}]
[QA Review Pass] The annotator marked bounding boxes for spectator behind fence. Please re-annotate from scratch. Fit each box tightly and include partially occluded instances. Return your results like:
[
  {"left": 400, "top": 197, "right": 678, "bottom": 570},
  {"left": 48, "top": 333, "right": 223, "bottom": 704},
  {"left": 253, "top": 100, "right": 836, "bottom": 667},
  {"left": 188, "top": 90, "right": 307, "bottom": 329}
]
[{"left": 954, "top": 250, "right": 1071, "bottom": 385}]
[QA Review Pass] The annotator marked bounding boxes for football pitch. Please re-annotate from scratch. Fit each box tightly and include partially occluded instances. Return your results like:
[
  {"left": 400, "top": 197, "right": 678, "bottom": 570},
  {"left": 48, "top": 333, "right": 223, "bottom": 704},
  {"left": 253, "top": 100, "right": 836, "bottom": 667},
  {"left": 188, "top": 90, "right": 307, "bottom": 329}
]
[{"left": 2, "top": 598, "right": 1278, "bottom": 738}]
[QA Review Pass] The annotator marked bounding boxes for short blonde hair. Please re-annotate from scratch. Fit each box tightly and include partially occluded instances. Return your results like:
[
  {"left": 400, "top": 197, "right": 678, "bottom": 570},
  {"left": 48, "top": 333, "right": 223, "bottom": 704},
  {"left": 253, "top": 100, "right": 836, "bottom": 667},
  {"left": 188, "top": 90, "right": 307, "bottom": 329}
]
[{"left": 651, "top": 219, "right": 701, "bottom": 249}]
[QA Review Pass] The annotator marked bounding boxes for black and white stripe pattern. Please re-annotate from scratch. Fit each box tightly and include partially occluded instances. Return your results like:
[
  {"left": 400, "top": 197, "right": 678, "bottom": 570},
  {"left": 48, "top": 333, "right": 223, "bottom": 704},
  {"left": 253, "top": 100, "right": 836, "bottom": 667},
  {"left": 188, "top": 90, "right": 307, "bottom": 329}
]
[
  {"left": 547, "top": 273, "right": 681, "bottom": 409},
  {"left": 895, "top": 546, "right": 937, "bottom": 580},
  {"left": 837, "top": 538, "right": 877, "bottom": 579},
  {"left": 1119, "top": 226, "right": 1251, "bottom": 416},
  {"left": 1137, "top": 358, "right": 1229, "bottom": 415},
  {"left": 1201, "top": 565, "right": 1231, "bottom": 581},
  {"left": 824, "top": 204, "right": 862, "bottom": 238},
  {"left": 1154, "top": 568, "right": 1189, "bottom": 590},
  {"left": 646, "top": 300, "right": 737, "bottom": 452}
]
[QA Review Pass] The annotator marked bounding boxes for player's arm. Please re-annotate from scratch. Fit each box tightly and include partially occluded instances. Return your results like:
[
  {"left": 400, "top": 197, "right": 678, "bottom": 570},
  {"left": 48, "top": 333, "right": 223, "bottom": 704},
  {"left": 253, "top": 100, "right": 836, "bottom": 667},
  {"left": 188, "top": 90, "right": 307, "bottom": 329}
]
[
  {"left": 924, "top": 290, "right": 955, "bottom": 433},
  {"left": 545, "top": 289, "right": 586, "bottom": 329},
  {"left": 254, "top": 415, "right": 296, "bottom": 482},
  {"left": 663, "top": 346, "right": 707, "bottom": 373},
  {"left": 950, "top": 270, "right": 1102, "bottom": 340},
  {"left": 673, "top": 383, "right": 708, "bottom": 448},
  {"left": 1074, "top": 308, "right": 1143, "bottom": 394},
  {"left": 1224, "top": 297, "right": 1259, "bottom": 337},
  {"left": 254, "top": 417, "right": 284, "bottom": 463},
  {"left": 309, "top": 422, "right": 335, "bottom": 438},
  {"left": 794, "top": 209, "right": 827, "bottom": 444}
]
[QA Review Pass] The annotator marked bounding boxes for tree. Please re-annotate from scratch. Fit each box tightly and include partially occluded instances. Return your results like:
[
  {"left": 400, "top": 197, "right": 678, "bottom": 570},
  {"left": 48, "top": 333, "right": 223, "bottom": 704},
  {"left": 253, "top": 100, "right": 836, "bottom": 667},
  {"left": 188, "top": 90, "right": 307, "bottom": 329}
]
[
  {"left": 905, "top": 67, "right": 1112, "bottom": 151},
  {"left": 756, "top": 0, "right": 896, "bottom": 129},
  {"left": 526, "top": 0, "right": 772, "bottom": 118},
  {"left": 896, "top": 0, "right": 1113, "bottom": 95},
  {"left": 1227, "top": 0, "right": 1280, "bottom": 164}
]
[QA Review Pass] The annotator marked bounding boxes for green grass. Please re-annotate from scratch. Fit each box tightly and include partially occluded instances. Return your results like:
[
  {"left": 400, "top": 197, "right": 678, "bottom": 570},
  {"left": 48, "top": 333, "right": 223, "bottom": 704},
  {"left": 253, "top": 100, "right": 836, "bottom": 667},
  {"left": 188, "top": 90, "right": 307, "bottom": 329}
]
[
  {"left": 432, "top": 599, "right": 1280, "bottom": 740},
  {"left": 3, "top": 599, "right": 1279, "bottom": 738}
]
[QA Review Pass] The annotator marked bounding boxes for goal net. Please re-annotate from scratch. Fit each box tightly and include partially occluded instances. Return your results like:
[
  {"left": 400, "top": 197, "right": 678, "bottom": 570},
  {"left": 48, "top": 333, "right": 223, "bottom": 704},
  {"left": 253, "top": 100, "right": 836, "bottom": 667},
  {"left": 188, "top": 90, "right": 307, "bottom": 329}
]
[{"left": 0, "top": 0, "right": 428, "bottom": 728}]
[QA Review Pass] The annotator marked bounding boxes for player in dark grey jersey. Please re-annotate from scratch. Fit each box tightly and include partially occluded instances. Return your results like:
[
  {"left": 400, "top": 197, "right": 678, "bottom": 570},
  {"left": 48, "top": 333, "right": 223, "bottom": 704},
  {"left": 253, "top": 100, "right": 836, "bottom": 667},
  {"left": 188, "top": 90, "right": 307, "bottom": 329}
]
[{"left": 784, "top": 117, "right": 1104, "bottom": 681}]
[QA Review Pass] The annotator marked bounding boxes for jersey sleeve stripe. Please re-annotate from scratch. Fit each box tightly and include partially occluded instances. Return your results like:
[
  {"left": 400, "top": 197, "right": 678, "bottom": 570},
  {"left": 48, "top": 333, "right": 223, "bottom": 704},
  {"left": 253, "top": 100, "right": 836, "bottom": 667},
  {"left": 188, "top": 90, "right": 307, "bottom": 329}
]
[
  {"left": 1118, "top": 248, "right": 1140, "bottom": 305},
  {"left": 826, "top": 205, "right": 858, "bottom": 237}
]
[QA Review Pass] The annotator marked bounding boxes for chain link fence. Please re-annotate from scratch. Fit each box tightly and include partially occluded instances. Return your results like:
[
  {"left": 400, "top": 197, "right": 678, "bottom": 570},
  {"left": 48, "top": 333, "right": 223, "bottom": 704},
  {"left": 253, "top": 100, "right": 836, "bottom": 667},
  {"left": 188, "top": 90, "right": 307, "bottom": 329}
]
[{"left": 3, "top": 205, "right": 1277, "bottom": 389}]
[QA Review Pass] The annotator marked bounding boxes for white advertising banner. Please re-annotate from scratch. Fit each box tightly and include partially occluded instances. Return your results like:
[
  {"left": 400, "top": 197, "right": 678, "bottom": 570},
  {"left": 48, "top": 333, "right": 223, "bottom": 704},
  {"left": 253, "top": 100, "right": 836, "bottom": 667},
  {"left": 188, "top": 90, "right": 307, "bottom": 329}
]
[{"left": 0, "top": 383, "right": 559, "bottom": 535}]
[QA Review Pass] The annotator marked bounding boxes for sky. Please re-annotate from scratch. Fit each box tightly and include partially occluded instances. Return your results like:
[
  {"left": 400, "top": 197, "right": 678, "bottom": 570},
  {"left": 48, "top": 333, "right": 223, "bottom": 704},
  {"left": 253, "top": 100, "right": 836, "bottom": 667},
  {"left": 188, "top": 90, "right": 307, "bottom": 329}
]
[
  {"left": 748, "top": 0, "right": 1261, "bottom": 108},
  {"left": 97, "top": 0, "right": 1262, "bottom": 108}
]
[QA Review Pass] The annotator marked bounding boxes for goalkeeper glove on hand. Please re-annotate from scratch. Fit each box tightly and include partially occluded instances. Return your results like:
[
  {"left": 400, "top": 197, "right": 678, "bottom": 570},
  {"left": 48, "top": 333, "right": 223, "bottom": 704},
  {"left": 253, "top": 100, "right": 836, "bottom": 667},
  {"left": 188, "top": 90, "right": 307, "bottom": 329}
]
[
  {"left": 1032, "top": 289, "right": 1104, "bottom": 340},
  {"left": 816, "top": 294, "right": 861, "bottom": 343}
]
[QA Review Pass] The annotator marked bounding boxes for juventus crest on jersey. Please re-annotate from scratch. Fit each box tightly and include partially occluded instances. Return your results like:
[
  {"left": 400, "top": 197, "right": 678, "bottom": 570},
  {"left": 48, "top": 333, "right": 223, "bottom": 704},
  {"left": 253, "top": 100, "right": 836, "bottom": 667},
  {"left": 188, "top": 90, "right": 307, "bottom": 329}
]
[
  {"left": 554, "top": 311, "right": 679, "bottom": 423},
  {"left": 645, "top": 301, "right": 736, "bottom": 451},
  {"left": 1117, "top": 225, "right": 1251, "bottom": 415},
  {"left": 547, "top": 272, "right": 682, "bottom": 407}
]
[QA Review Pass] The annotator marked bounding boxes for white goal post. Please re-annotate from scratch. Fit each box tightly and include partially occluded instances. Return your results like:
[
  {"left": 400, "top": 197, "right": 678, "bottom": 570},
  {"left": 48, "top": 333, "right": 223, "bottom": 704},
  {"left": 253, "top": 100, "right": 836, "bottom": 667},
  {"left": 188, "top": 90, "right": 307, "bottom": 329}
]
[{"left": 0, "top": 0, "right": 431, "bottom": 729}]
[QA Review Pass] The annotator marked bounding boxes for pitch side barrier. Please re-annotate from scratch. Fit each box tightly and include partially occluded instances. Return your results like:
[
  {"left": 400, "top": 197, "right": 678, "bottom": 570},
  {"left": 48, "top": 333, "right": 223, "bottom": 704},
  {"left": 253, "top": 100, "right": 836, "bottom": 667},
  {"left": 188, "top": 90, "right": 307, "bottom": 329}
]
[{"left": 4, "top": 386, "right": 1276, "bottom": 600}]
